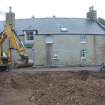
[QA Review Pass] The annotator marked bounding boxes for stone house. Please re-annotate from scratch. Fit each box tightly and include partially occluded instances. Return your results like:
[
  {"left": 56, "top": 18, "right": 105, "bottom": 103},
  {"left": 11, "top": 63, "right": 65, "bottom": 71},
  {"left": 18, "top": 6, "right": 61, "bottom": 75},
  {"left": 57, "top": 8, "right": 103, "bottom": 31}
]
[{"left": 0, "top": 7, "right": 105, "bottom": 66}]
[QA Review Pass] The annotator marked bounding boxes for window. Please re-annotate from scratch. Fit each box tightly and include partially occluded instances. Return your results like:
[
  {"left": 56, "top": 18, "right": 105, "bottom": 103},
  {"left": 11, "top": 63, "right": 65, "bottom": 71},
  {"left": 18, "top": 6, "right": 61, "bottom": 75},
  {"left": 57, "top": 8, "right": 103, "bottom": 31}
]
[
  {"left": 80, "top": 49, "right": 87, "bottom": 58},
  {"left": 80, "top": 35, "right": 87, "bottom": 43},
  {"left": 80, "top": 49, "right": 87, "bottom": 64},
  {"left": 45, "top": 36, "right": 53, "bottom": 44},
  {"left": 26, "top": 31, "right": 34, "bottom": 40},
  {"left": 24, "top": 30, "right": 37, "bottom": 44}
]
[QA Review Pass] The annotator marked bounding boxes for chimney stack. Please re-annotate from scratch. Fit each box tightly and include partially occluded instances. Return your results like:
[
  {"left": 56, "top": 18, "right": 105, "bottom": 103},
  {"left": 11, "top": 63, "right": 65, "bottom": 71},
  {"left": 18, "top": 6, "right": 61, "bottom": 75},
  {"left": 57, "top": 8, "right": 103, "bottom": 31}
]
[
  {"left": 87, "top": 6, "right": 97, "bottom": 20},
  {"left": 6, "top": 7, "right": 15, "bottom": 28}
]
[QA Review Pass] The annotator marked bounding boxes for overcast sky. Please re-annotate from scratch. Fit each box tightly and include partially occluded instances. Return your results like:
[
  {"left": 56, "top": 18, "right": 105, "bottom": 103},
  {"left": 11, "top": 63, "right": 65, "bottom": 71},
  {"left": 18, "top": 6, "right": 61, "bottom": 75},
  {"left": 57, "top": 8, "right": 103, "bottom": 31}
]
[{"left": 0, "top": 0, "right": 105, "bottom": 20}]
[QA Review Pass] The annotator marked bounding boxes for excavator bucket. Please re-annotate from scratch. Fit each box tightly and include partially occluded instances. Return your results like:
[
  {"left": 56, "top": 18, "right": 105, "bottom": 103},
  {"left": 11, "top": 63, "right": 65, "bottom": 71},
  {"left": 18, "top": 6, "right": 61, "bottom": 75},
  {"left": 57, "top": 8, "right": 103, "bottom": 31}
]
[
  {"left": 15, "top": 55, "right": 33, "bottom": 68},
  {"left": 15, "top": 59, "right": 33, "bottom": 68}
]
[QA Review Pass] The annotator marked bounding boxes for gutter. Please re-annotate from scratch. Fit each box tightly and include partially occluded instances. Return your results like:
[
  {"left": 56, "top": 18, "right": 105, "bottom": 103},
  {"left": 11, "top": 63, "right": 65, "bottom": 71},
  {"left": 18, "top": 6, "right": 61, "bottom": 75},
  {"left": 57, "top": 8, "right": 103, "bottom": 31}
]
[{"left": 35, "top": 33, "right": 105, "bottom": 36}]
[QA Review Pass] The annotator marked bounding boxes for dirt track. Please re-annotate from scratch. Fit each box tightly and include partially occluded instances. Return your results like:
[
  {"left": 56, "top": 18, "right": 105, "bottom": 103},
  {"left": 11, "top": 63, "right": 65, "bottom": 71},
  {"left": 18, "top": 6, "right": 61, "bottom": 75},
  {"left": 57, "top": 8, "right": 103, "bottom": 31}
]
[{"left": 0, "top": 68, "right": 105, "bottom": 105}]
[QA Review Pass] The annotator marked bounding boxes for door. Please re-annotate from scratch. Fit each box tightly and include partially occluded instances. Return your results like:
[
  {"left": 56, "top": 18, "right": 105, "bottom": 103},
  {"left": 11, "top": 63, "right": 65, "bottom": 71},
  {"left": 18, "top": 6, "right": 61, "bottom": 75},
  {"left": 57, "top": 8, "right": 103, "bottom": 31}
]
[{"left": 46, "top": 43, "right": 53, "bottom": 65}]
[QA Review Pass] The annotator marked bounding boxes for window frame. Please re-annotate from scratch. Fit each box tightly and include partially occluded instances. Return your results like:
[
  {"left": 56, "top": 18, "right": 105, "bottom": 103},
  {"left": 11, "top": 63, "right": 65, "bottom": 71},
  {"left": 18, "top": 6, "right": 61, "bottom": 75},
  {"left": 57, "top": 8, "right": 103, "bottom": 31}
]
[
  {"left": 24, "top": 30, "right": 36, "bottom": 44},
  {"left": 80, "top": 35, "right": 88, "bottom": 43},
  {"left": 80, "top": 48, "right": 87, "bottom": 64},
  {"left": 80, "top": 49, "right": 87, "bottom": 58},
  {"left": 26, "top": 31, "right": 34, "bottom": 40},
  {"left": 45, "top": 35, "right": 53, "bottom": 44}
]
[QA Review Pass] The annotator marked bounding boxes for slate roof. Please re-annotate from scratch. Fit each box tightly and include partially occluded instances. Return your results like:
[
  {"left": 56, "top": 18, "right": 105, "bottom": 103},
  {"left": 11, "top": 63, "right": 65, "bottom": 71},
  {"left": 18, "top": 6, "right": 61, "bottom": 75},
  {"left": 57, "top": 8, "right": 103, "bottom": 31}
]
[{"left": 0, "top": 18, "right": 105, "bottom": 35}]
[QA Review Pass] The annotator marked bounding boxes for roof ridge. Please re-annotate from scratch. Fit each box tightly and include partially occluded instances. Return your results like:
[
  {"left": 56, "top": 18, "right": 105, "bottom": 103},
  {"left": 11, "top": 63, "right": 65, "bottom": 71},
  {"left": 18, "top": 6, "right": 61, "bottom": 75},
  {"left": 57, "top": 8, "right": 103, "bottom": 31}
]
[
  {"left": 15, "top": 17, "right": 87, "bottom": 20},
  {"left": 0, "top": 17, "right": 87, "bottom": 21}
]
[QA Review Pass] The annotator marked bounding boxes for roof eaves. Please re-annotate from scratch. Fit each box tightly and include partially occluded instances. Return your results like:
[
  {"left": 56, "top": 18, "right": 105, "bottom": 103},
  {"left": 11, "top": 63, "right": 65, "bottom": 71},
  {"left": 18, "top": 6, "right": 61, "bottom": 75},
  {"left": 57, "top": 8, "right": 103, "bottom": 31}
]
[{"left": 36, "top": 33, "right": 105, "bottom": 36}]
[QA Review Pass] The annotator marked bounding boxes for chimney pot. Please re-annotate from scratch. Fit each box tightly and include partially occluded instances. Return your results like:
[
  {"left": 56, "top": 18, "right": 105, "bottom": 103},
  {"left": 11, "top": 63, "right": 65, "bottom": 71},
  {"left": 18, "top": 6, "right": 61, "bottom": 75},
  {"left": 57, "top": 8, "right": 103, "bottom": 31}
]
[{"left": 9, "top": 6, "right": 12, "bottom": 12}]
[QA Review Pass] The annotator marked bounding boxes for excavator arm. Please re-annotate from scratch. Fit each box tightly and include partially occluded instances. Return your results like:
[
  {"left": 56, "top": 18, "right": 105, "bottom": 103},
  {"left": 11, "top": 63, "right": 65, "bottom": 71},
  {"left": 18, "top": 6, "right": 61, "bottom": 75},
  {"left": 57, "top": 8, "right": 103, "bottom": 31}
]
[
  {"left": 1, "top": 25, "right": 27, "bottom": 55},
  {"left": 0, "top": 24, "right": 29, "bottom": 66}
]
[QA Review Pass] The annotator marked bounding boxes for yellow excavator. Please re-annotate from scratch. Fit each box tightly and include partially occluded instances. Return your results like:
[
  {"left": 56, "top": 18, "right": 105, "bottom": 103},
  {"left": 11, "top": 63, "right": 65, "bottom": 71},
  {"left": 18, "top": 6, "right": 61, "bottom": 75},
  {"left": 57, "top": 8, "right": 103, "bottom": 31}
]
[{"left": 0, "top": 24, "right": 33, "bottom": 70}]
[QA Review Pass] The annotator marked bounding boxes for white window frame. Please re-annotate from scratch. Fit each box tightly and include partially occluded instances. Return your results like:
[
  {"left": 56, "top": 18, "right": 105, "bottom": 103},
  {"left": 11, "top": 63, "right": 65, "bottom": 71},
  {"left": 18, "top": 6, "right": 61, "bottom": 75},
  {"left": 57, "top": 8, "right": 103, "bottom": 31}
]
[
  {"left": 80, "top": 35, "right": 87, "bottom": 43},
  {"left": 45, "top": 36, "right": 53, "bottom": 44},
  {"left": 24, "top": 30, "right": 35, "bottom": 44}
]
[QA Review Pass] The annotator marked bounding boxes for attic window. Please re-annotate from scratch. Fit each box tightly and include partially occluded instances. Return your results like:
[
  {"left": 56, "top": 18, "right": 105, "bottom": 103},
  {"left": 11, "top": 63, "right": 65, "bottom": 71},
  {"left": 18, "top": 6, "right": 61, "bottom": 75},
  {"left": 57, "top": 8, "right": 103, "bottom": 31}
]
[
  {"left": 26, "top": 31, "right": 34, "bottom": 40},
  {"left": 24, "top": 30, "right": 36, "bottom": 44},
  {"left": 60, "top": 27, "right": 68, "bottom": 32}
]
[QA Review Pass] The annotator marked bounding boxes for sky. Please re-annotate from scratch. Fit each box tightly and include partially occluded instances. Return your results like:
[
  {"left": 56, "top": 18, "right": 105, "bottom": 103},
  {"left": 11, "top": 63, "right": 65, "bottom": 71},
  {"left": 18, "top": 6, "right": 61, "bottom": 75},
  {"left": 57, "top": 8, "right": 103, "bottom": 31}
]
[{"left": 0, "top": 0, "right": 105, "bottom": 20}]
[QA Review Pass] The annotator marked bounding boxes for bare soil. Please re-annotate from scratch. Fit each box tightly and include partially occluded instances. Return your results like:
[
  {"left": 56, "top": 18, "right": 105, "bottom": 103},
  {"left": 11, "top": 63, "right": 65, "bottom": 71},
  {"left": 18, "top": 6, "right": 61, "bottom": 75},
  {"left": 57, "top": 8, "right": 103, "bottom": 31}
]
[{"left": 0, "top": 69, "right": 105, "bottom": 105}]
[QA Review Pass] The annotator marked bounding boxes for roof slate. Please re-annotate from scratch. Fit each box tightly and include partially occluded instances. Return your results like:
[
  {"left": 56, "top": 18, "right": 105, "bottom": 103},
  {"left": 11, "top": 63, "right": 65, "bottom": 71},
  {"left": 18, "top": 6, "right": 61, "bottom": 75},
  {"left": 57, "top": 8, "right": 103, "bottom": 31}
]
[{"left": 0, "top": 18, "right": 105, "bottom": 35}]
